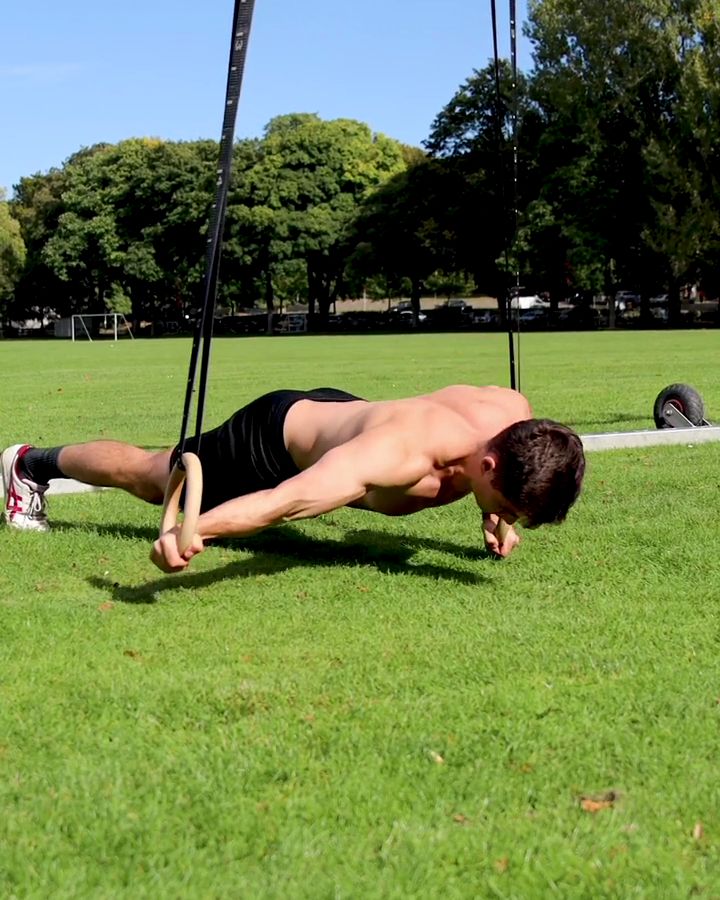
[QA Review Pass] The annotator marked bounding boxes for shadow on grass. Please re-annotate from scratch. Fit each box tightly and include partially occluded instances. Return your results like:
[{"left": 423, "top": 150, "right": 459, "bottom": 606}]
[
  {"left": 73, "top": 522, "right": 494, "bottom": 604},
  {"left": 53, "top": 520, "right": 159, "bottom": 543},
  {"left": 234, "top": 526, "right": 491, "bottom": 564}
]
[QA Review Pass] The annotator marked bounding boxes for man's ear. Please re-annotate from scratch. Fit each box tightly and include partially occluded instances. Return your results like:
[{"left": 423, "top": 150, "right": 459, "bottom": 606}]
[{"left": 480, "top": 453, "right": 497, "bottom": 476}]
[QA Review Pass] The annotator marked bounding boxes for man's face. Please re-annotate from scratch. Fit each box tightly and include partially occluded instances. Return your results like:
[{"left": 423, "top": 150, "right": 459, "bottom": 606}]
[
  {"left": 481, "top": 485, "right": 523, "bottom": 525},
  {"left": 471, "top": 454, "right": 525, "bottom": 525}
]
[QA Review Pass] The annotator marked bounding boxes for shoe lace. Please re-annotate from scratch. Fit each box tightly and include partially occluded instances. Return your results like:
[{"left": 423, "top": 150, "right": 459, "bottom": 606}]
[{"left": 27, "top": 485, "right": 48, "bottom": 518}]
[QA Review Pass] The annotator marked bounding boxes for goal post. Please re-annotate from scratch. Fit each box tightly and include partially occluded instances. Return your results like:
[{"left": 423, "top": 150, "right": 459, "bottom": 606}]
[{"left": 66, "top": 313, "right": 135, "bottom": 342}]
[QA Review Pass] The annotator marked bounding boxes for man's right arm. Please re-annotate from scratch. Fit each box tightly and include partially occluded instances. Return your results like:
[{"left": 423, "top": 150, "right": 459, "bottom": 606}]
[{"left": 151, "top": 427, "right": 433, "bottom": 572}]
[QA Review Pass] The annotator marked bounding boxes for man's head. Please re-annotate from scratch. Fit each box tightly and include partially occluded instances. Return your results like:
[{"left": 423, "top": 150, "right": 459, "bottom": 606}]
[{"left": 482, "top": 418, "right": 586, "bottom": 527}]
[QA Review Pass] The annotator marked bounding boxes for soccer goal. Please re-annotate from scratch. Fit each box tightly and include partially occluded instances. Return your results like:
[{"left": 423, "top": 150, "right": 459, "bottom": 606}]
[{"left": 69, "top": 313, "right": 135, "bottom": 342}]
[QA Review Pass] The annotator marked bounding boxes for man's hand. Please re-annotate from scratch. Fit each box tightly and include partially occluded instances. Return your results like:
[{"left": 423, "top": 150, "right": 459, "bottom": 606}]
[
  {"left": 150, "top": 525, "right": 204, "bottom": 573},
  {"left": 483, "top": 514, "right": 520, "bottom": 559}
]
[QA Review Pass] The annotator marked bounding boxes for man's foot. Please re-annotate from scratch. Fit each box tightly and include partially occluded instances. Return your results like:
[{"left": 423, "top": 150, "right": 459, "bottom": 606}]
[{"left": 1, "top": 444, "right": 50, "bottom": 532}]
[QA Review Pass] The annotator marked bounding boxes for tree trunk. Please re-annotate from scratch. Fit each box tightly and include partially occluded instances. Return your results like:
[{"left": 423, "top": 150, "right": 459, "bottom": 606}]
[
  {"left": 95, "top": 275, "right": 105, "bottom": 314},
  {"left": 308, "top": 255, "right": 340, "bottom": 326},
  {"left": 668, "top": 277, "right": 682, "bottom": 328},
  {"left": 306, "top": 260, "right": 317, "bottom": 319},
  {"left": 604, "top": 261, "right": 616, "bottom": 330},
  {"left": 264, "top": 266, "right": 274, "bottom": 335},
  {"left": 410, "top": 276, "right": 423, "bottom": 326}
]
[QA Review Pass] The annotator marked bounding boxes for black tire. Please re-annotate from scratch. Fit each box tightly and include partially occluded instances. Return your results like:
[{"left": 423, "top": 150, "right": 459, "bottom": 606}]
[{"left": 653, "top": 383, "right": 705, "bottom": 429}]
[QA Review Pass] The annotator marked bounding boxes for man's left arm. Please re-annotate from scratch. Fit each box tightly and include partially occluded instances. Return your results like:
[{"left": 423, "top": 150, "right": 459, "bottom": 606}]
[{"left": 482, "top": 513, "right": 520, "bottom": 559}]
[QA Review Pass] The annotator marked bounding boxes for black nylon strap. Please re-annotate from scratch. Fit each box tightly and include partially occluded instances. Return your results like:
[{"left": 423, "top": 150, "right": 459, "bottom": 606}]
[
  {"left": 490, "top": 0, "right": 520, "bottom": 392},
  {"left": 177, "top": 0, "right": 257, "bottom": 460}
]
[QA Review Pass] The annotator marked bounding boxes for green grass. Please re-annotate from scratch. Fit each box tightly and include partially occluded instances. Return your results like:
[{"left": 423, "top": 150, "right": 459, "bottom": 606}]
[{"left": 1, "top": 331, "right": 720, "bottom": 897}]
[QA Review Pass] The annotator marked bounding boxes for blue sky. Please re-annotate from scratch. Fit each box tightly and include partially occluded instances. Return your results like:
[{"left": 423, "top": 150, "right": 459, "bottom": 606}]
[{"left": 1, "top": 0, "right": 530, "bottom": 195}]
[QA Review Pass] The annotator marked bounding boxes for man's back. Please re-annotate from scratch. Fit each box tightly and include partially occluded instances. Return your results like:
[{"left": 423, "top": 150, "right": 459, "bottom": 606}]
[{"left": 284, "top": 384, "right": 532, "bottom": 471}]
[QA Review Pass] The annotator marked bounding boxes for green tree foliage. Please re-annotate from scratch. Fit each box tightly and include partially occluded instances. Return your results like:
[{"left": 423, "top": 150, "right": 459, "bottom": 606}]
[
  {"left": 350, "top": 158, "right": 470, "bottom": 321},
  {"left": 10, "top": 167, "right": 72, "bottom": 322},
  {"left": 640, "top": 0, "right": 720, "bottom": 314},
  {"left": 425, "top": 62, "right": 547, "bottom": 308},
  {"left": 527, "top": 0, "right": 675, "bottom": 304},
  {"left": 418, "top": 1, "right": 720, "bottom": 320},
  {"left": 42, "top": 139, "right": 217, "bottom": 323},
  {"left": 7, "top": 121, "right": 407, "bottom": 328},
  {"left": 228, "top": 114, "right": 406, "bottom": 321},
  {"left": 526, "top": 0, "right": 720, "bottom": 318},
  {"left": 0, "top": 190, "right": 26, "bottom": 315}
]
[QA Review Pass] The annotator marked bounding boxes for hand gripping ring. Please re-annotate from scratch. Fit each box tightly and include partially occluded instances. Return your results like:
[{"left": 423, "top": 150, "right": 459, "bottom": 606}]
[{"left": 160, "top": 452, "right": 203, "bottom": 555}]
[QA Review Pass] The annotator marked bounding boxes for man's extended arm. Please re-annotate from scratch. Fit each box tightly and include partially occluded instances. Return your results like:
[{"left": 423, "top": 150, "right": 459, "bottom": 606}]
[{"left": 151, "top": 428, "right": 432, "bottom": 572}]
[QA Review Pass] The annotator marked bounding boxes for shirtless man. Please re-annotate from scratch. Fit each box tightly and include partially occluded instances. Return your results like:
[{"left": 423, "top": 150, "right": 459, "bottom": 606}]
[{"left": 1, "top": 385, "right": 585, "bottom": 573}]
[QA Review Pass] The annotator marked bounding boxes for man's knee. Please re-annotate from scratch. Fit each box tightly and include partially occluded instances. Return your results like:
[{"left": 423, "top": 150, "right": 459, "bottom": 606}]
[{"left": 132, "top": 449, "right": 172, "bottom": 504}]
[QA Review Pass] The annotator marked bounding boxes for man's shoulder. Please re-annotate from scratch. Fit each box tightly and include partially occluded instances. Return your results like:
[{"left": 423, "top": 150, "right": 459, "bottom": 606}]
[
  {"left": 426, "top": 384, "right": 532, "bottom": 417},
  {"left": 387, "top": 402, "right": 479, "bottom": 461},
  {"left": 435, "top": 383, "right": 527, "bottom": 400}
]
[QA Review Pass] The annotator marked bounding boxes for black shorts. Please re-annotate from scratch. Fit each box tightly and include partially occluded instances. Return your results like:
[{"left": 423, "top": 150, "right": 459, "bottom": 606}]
[{"left": 172, "top": 387, "right": 364, "bottom": 513}]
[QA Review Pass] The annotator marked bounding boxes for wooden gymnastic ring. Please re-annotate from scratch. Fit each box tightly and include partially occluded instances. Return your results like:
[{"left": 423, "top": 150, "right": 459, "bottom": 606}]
[
  {"left": 496, "top": 518, "right": 511, "bottom": 544},
  {"left": 160, "top": 452, "right": 203, "bottom": 555}
]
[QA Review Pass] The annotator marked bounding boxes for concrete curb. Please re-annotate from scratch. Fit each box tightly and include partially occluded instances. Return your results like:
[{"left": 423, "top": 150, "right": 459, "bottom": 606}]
[
  {"left": 47, "top": 480, "right": 109, "bottom": 495},
  {"left": 582, "top": 426, "right": 720, "bottom": 451}
]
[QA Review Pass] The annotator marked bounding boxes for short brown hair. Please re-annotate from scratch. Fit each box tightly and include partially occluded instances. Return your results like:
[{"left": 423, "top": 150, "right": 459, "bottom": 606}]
[{"left": 486, "top": 419, "right": 585, "bottom": 527}]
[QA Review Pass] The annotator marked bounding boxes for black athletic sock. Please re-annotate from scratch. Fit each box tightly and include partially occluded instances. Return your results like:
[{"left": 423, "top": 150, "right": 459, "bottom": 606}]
[{"left": 19, "top": 446, "right": 66, "bottom": 485}]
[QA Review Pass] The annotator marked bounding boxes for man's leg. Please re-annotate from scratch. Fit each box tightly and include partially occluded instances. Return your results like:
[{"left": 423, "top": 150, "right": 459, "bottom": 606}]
[
  {"left": 2, "top": 441, "right": 172, "bottom": 531},
  {"left": 55, "top": 442, "right": 172, "bottom": 502}
]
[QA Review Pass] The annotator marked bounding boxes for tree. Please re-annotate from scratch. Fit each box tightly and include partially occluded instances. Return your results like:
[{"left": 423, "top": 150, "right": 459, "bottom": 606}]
[
  {"left": 526, "top": 0, "right": 658, "bottom": 304},
  {"left": 524, "top": 0, "right": 720, "bottom": 320},
  {"left": 228, "top": 114, "right": 407, "bottom": 323},
  {"left": 0, "top": 190, "right": 26, "bottom": 317},
  {"left": 423, "top": 62, "right": 545, "bottom": 314},
  {"left": 640, "top": 0, "right": 720, "bottom": 320},
  {"left": 349, "top": 158, "right": 467, "bottom": 322},
  {"left": 10, "top": 168, "right": 72, "bottom": 323},
  {"left": 41, "top": 139, "right": 217, "bottom": 324}
]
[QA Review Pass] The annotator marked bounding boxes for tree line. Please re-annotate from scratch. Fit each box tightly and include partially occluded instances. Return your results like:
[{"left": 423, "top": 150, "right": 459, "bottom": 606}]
[{"left": 2, "top": 0, "right": 720, "bottom": 331}]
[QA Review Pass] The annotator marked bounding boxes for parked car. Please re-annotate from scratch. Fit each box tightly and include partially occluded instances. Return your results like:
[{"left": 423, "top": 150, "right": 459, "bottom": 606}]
[
  {"left": 556, "top": 306, "right": 601, "bottom": 329},
  {"left": 431, "top": 299, "right": 474, "bottom": 327},
  {"left": 398, "top": 309, "right": 427, "bottom": 324},
  {"left": 510, "top": 294, "right": 548, "bottom": 310},
  {"left": 615, "top": 290, "right": 640, "bottom": 311},
  {"left": 386, "top": 307, "right": 427, "bottom": 326},
  {"left": 438, "top": 299, "right": 471, "bottom": 310},
  {"left": 517, "top": 307, "right": 549, "bottom": 326},
  {"left": 473, "top": 309, "right": 500, "bottom": 326}
]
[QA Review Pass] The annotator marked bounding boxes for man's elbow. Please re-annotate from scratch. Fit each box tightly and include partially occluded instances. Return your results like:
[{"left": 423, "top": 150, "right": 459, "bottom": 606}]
[{"left": 276, "top": 496, "right": 329, "bottom": 523}]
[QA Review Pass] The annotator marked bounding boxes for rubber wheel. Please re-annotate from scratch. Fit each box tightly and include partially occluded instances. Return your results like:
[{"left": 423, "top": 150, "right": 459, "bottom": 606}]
[{"left": 653, "top": 383, "right": 705, "bottom": 429}]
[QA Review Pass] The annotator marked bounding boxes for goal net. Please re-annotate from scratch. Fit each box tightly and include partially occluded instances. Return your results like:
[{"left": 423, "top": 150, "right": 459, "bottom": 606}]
[{"left": 64, "top": 313, "right": 135, "bottom": 342}]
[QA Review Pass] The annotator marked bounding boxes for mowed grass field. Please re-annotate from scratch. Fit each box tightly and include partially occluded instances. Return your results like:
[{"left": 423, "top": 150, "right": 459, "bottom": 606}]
[{"left": 1, "top": 330, "right": 720, "bottom": 898}]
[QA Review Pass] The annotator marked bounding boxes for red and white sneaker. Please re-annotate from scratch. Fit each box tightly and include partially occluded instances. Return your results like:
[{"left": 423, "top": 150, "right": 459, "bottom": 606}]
[{"left": 1, "top": 444, "right": 50, "bottom": 532}]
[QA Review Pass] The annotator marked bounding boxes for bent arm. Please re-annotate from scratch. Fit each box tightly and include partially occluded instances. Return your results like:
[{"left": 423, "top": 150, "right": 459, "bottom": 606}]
[
  {"left": 151, "top": 440, "right": 395, "bottom": 573},
  {"left": 195, "top": 430, "right": 431, "bottom": 541},
  {"left": 195, "top": 465, "right": 364, "bottom": 541}
]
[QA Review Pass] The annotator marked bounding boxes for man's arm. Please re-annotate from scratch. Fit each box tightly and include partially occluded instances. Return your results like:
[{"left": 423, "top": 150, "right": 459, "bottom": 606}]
[
  {"left": 482, "top": 514, "right": 520, "bottom": 559},
  {"left": 151, "top": 427, "right": 432, "bottom": 572}
]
